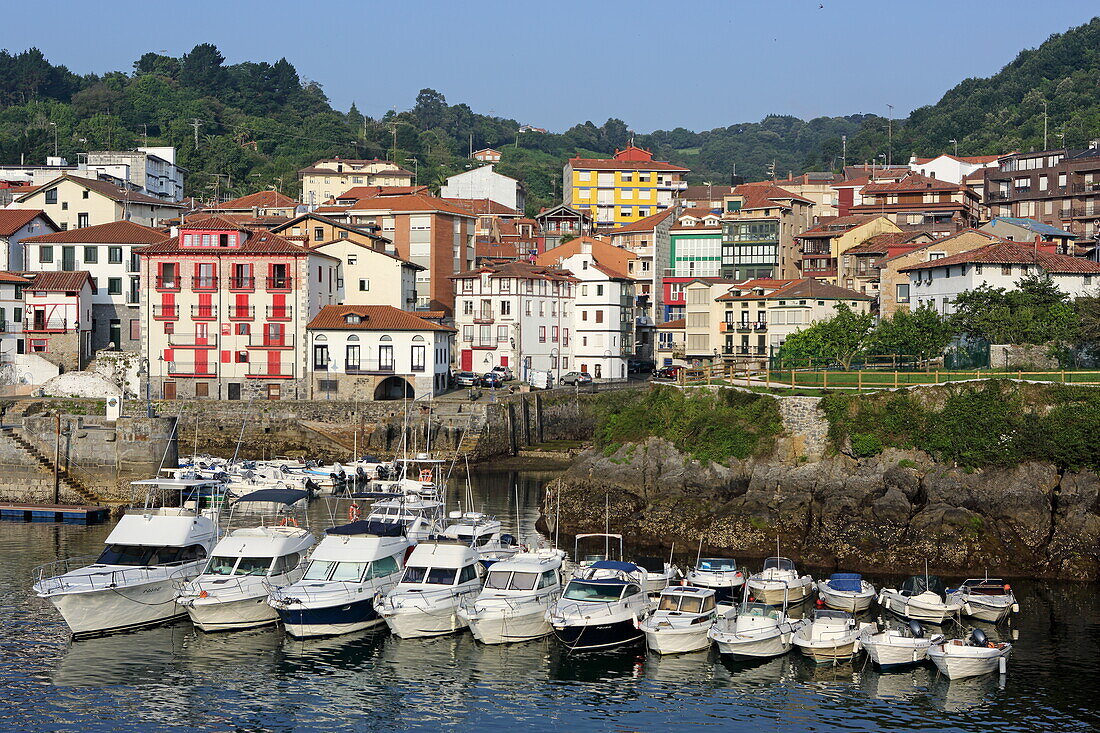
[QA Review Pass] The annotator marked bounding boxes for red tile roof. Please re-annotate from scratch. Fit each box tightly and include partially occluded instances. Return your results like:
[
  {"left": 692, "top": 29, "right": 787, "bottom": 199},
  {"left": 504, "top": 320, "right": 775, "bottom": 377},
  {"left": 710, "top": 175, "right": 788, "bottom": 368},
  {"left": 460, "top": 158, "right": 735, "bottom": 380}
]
[
  {"left": 567, "top": 156, "right": 688, "bottom": 172},
  {"left": 24, "top": 271, "right": 91, "bottom": 291},
  {"left": 346, "top": 193, "right": 477, "bottom": 217},
  {"left": 912, "top": 153, "right": 1006, "bottom": 165},
  {"left": 717, "top": 278, "right": 869, "bottom": 301},
  {"left": 0, "top": 270, "right": 32, "bottom": 284},
  {"left": 336, "top": 185, "right": 428, "bottom": 200},
  {"left": 441, "top": 198, "right": 522, "bottom": 216},
  {"left": 0, "top": 209, "right": 52, "bottom": 237},
  {"left": 452, "top": 261, "right": 577, "bottom": 282},
  {"left": 22, "top": 220, "right": 169, "bottom": 245},
  {"left": 797, "top": 215, "right": 883, "bottom": 238},
  {"left": 730, "top": 181, "right": 815, "bottom": 209},
  {"left": 845, "top": 231, "right": 933, "bottom": 255},
  {"left": 898, "top": 241, "right": 1100, "bottom": 273},
  {"left": 681, "top": 185, "right": 734, "bottom": 202},
  {"left": 211, "top": 191, "right": 297, "bottom": 210},
  {"left": 137, "top": 228, "right": 329, "bottom": 257},
  {"left": 657, "top": 318, "right": 685, "bottom": 329},
  {"left": 608, "top": 208, "right": 676, "bottom": 234},
  {"left": 180, "top": 214, "right": 246, "bottom": 231},
  {"left": 21, "top": 175, "right": 186, "bottom": 208},
  {"left": 861, "top": 172, "right": 967, "bottom": 194},
  {"left": 307, "top": 305, "right": 454, "bottom": 331}
]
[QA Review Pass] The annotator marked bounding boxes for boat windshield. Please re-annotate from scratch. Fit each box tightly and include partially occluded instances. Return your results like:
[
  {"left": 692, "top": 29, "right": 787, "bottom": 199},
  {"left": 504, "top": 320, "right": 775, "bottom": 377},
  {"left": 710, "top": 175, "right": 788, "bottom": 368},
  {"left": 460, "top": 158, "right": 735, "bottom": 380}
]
[
  {"left": 658, "top": 593, "right": 709, "bottom": 613},
  {"left": 563, "top": 580, "right": 623, "bottom": 602},
  {"left": 741, "top": 603, "right": 780, "bottom": 619},
  {"left": 207, "top": 556, "right": 271, "bottom": 576},
  {"left": 485, "top": 570, "right": 538, "bottom": 591},
  {"left": 763, "top": 557, "right": 795, "bottom": 571},
  {"left": 97, "top": 544, "right": 206, "bottom": 567},
  {"left": 208, "top": 556, "right": 237, "bottom": 575},
  {"left": 402, "top": 566, "right": 459, "bottom": 585},
  {"left": 698, "top": 558, "right": 737, "bottom": 572}
]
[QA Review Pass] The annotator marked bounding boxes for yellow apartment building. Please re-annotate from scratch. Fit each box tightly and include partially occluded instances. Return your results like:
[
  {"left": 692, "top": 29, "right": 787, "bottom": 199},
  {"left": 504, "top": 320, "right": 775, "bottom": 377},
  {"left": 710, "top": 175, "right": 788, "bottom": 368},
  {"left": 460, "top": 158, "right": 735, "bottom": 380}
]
[{"left": 563, "top": 145, "right": 688, "bottom": 228}]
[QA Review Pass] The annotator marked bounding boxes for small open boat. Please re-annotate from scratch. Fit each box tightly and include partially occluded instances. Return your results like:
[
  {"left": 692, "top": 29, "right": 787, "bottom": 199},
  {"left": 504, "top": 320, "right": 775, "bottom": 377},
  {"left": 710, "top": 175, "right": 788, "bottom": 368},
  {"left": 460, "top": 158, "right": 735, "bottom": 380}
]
[{"left": 928, "top": 628, "right": 1012, "bottom": 679}]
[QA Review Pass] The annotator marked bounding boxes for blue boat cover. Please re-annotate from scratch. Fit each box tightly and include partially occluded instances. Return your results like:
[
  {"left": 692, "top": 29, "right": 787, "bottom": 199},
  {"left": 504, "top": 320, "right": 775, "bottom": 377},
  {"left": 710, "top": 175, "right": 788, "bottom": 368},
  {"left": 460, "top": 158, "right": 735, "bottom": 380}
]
[
  {"left": 233, "top": 488, "right": 309, "bottom": 506},
  {"left": 589, "top": 559, "right": 638, "bottom": 573},
  {"left": 326, "top": 520, "right": 403, "bottom": 537},
  {"left": 827, "top": 573, "right": 863, "bottom": 592}
]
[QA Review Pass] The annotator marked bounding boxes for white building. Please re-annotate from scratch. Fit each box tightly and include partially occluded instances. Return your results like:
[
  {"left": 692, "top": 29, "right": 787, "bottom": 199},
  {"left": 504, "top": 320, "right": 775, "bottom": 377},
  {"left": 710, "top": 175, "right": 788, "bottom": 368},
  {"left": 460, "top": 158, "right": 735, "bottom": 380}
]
[
  {"left": 908, "top": 153, "right": 1004, "bottom": 185},
  {"left": 85, "top": 147, "right": 186, "bottom": 201},
  {"left": 451, "top": 261, "right": 576, "bottom": 380},
  {"left": 440, "top": 165, "right": 526, "bottom": 212},
  {"left": 310, "top": 238, "right": 422, "bottom": 310},
  {"left": 899, "top": 240, "right": 1100, "bottom": 314},
  {"left": 307, "top": 305, "right": 453, "bottom": 400},
  {"left": 560, "top": 251, "right": 634, "bottom": 381},
  {"left": 0, "top": 210, "right": 57, "bottom": 271},
  {"left": 0, "top": 271, "right": 30, "bottom": 357}
]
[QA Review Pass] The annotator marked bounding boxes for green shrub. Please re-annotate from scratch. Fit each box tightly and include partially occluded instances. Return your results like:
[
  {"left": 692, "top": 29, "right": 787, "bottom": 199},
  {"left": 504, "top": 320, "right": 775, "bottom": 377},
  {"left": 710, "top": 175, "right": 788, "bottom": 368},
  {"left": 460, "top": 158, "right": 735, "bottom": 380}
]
[
  {"left": 897, "top": 459, "right": 917, "bottom": 469},
  {"left": 849, "top": 432, "right": 884, "bottom": 457}
]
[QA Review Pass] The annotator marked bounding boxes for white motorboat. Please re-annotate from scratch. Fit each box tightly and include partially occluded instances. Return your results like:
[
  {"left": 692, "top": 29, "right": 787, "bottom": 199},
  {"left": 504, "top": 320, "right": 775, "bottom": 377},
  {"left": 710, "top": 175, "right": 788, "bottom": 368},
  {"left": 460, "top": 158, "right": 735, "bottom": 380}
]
[
  {"left": 948, "top": 577, "right": 1019, "bottom": 623},
  {"left": 569, "top": 533, "right": 626, "bottom": 573},
  {"left": 360, "top": 493, "right": 444, "bottom": 543},
  {"left": 177, "top": 489, "right": 316, "bottom": 632},
  {"left": 32, "top": 480, "right": 219, "bottom": 638},
  {"left": 377, "top": 540, "right": 484, "bottom": 638},
  {"left": 268, "top": 519, "right": 410, "bottom": 638},
  {"left": 928, "top": 628, "right": 1012, "bottom": 679},
  {"left": 634, "top": 556, "right": 682, "bottom": 595},
  {"left": 792, "top": 609, "right": 869, "bottom": 665},
  {"left": 640, "top": 586, "right": 718, "bottom": 655},
  {"left": 709, "top": 600, "right": 807, "bottom": 659},
  {"left": 879, "top": 574, "right": 964, "bottom": 624},
  {"left": 547, "top": 560, "right": 654, "bottom": 652},
  {"left": 442, "top": 512, "right": 519, "bottom": 567},
  {"left": 458, "top": 548, "right": 566, "bottom": 644},
  {"left": 685, "top": 557, "right": 745, "bottom": 604},
  {"left": 816, "top": 572, "right": 876, "bottom": 613},
  {"left": 860, "top": 619, "right": 946, "bottom": 669},
  {"left": 746, "top": 557, "right": 814, "bottom": 606}
]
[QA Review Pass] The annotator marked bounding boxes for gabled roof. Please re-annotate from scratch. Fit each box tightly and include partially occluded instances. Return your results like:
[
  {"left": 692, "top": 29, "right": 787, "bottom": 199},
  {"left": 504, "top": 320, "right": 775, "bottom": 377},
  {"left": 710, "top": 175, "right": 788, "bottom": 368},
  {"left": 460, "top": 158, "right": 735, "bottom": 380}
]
[
  {"left": 717, "top": 278, "right": 870, "bottom": 302},
  {"left": 608, "top": 207, "right": 676, "bottom": 234},
  {"left": 681, "top": 185, "right": 734, "bottom": 202},
  {"left": 567, "top": 156, "right": 688, "bottom": 172},
  {"left": 211, "top": 190, "right": 297, "bottom": 210},
  {"left": 898, "top": 241, "right": 1100, "bottom": 274},
  {"left": 987, "top": 217, "right": 1075, "bottom": 239},
  {"left": 0, "top": 209, "right": 55, "bottom": 237},
  {"left": 535, "top": 236, "right": 635, "bottom": 274},
  {"left": 22, "top": 220, "right": 168, "bottom": 245},
  {"left": 861, "top": 172, "right": 967, "bottom": 194},
  {"left": 19, "top": 175, "right": 186, "bottom": 208},
  {"left": 729, "top": 181, "right": 814, "bottom": 209},
  {"left": 845, "top": 231, "right": 932, "bottom": 255},
  {"left": 880, "top": 229, "right": 1000, "bottom": 264},
  {"left": 797, "top": 215, "right": 883, "bottom": 238},
  {"left": 536, "top": 203, "right": 593, "bottom": 221},
  {"left": 180, "top": 215, "right": 245, "bottom": 231},
  {"left": 345, "top": 193, "right": 477, "bottom": 217},
  {"left": 911, "top": 153, "right": 1006, "bottom": 165},
  {"left": 270, "top": 212, "right": 390, "bottom": 243},
  {"left": 0, "top": 270, "right": 32, "bottom": 285},
  {"left": 451, "top": 261, "right": 577, "bottom": 282},
  {"left": 441, "top": 198, "right": 522, "bottom": 216},
  {"left": 311, "top": 238, "right": 423, "bottom": 269},
  {"left": 657, "top": 318, "right": 685, "bottom": 330},
  {"left": 335, "top": 185, "right": 428, "bottom": 201},
  {"left": 24, "top": 270, "right": 91, "bottom": 292},
  {"left": 307, "top": 305, "right": 454, "bottom": 332},
  {"left": 137, "top": 228, "right": 334, "bottom": 258}
]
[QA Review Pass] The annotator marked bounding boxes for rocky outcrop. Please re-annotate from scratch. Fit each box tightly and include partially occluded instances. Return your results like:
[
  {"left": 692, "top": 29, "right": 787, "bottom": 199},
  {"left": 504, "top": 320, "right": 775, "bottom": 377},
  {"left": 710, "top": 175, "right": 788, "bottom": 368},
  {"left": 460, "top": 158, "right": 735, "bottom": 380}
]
[{"left": 546, "top": 438, "right": 1098, "bottom": 580}]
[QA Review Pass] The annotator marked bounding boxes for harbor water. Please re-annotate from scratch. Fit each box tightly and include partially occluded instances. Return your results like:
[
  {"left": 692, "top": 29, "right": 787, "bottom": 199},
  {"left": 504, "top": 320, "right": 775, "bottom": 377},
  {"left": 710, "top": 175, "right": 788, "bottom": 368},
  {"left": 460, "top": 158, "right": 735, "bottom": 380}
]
[{"left": 2, "top": 467, "right": 1098, "bottom": 732}]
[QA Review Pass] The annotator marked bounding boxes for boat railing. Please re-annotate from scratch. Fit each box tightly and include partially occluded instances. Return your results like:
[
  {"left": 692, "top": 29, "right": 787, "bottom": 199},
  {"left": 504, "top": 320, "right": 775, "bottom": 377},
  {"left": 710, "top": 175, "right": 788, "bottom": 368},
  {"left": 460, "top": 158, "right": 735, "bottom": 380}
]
[
  {"left": 548, "top": 598, "right": 640, "bottom": 621},
  {"left": 380, "top": 584, "right": 478, "bottom": 612},
  {"left": 460, "top": 587, "right": 559, "bottom": 616},
  {"left": 33, "top": 558, "right": 197, "bottom": 595},
  {"left": 176, "top": 573, "right": 264, "bottom": 599},
  {"left": 267, "top": 576, "right": 398, "bottom": 605}
]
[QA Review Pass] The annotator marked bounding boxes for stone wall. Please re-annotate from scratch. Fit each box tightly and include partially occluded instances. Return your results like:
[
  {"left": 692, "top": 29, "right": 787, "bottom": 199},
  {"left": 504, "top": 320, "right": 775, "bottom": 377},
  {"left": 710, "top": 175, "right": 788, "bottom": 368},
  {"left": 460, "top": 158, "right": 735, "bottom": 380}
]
[
  {"left": 0, "top": 430, "right": 81, "bottom": 504},
  {"left": 989, "top": 343, "right": 1059, "bottom": 370}
]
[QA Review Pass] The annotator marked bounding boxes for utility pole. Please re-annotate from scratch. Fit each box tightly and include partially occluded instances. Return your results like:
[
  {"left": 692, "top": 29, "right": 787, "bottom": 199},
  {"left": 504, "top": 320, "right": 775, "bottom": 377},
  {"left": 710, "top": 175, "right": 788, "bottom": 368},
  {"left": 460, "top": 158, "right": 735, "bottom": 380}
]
[
  {"left": 886, "top": 104, "right": 894, "bottom": 167},
  {"left": 390, "top": 121, "right": 397, "bottom": 161},
  {"left": 841, "top": 134, "right": 847, "bottom": 170},
  {"left": 191, "top": 119, "right": 202, "bottom": 149},
  {"left": 1042, "top": 100, "right": 1049, "bottom": 150}
]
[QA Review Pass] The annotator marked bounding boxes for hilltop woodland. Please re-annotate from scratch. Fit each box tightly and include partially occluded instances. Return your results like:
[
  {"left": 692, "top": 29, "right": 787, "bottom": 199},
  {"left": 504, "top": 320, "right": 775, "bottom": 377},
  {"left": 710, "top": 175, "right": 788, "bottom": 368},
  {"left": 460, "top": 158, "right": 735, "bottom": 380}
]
[{"left": 0, "top": 18, "right": 1097, "bottom": 212}]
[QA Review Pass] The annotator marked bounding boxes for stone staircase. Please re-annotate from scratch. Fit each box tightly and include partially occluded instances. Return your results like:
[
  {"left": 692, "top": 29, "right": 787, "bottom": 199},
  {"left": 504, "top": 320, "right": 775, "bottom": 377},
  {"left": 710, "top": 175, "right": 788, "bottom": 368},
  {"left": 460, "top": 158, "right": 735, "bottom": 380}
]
[{"left": 0, "top": 425, "right": 105, "bottom": 504}]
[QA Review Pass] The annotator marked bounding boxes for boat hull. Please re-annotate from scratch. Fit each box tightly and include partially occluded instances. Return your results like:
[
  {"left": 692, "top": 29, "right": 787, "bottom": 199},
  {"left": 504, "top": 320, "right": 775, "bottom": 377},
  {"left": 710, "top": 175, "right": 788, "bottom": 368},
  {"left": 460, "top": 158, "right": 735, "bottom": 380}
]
[
  {"left": 793, "top": 638, "right": 860, "bottom": 664},
  {"left": 817, "top": 585, "right": 875, "bottom": 613},
  {"left": 463, "top": 607, "right": 551, "bottom": 645},
  {"left": 644, "top": 625, "right": 711, "bottom": 655},
  {"left": 184, "top": 594, "right": 279, "bottom": 632},
  {"left": 880, "top": 594, "right": 958, "bottom": 624},
  {"left": 551, "top": 618, "right": 643, "bottom": 652},
  {"left": 863, "top": 640, "right": 935, "bottom": 669},
  {"left": 711, "top": 630, "right": 792, "bottom": 659},
  {"left": 381, "top": 605, "right": 467, "bottom": 639},
  {"left": 746, "top": 582, "right": 811, "bottom": 606},
  {"left": 277, "top": 597, "right": 383, "bottom": 638},
  {"left": 929, "top": 647, "right": 1010, "bottom": 679},
  {"left": 45, "top": 577, "right": 187, "bottom": 638},
  {"left": 962, "top": 597, "right": 1015, "bottom": 623}
]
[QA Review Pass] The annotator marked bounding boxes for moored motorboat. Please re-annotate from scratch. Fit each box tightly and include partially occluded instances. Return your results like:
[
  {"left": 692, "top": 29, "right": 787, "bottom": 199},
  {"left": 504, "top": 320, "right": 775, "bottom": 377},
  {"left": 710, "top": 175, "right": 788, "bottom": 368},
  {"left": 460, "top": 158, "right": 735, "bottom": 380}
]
[
  {"left": 709, "top": 600, "right": 807, "bottom": 659},
  {"left": 640, "top": 586, "right": 718, "bottom": 655},
  {"left": 442, "top": 511, "right": 519, "bottom": 567},
  {"left": 177, "top": 488, "right": 315, "bottom": 632},
  {"left": 32, "top": 480, "right": 219, "bottom": 638},
  {"left": 746, "top": 557, "right": 813, "bottom": 606},
  {"left": 928, "top": 628, "right": 1012, "bottom": 679},
  {"left": 791, "top": 609, "right": 868, "bottom": 664},
  {"left": 268, "top": 519, "right": 409, "bottom": 638},
  {"left": 547, "top": 560, "right": 654, "bottom": 652},
  {"left": 634, "top": 556, "right": 682, "bottom": 595},
  {"left": 685, "top": 557, "right": 745, "bottom": 604},
  {"left": 815, "top": 573, "right": 876, "bottom": 613},
  {"left": 949, "top": 577, "right": 1019, "bottom": 623},
  {"left": 879, "top": 574, "right": 964, "bottom": 624},
  {"left": 458, "top": 548, "right": 565, "bottom": 644},
  {"left": 860, "top": 619, "right": 945, "bottom": 669},
  {"left": 377, "top": 540, "right": 484, "bottom": 638}
]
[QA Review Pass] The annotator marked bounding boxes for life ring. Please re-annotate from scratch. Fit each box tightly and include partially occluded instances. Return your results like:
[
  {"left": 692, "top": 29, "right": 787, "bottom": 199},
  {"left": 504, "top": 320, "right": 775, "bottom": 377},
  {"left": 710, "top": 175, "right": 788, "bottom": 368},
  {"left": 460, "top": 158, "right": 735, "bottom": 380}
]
[
  {"left": 348, "top": 504, "right": 361, "bottom": 522},
  {"left": 278, "top": 516, "right": 299, "bottom": 527},
  {"left": 419, "top": 469, "right": 433, "bottom": 483}
]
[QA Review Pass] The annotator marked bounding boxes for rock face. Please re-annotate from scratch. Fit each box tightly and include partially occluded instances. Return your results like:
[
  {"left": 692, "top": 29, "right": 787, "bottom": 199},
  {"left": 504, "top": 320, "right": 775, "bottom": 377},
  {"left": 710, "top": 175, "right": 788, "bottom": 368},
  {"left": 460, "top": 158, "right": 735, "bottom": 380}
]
[
  {"left": 547, "top": 438, "right": 1098, "bottom": 580},
  {"left": 39, "top": 371, "right": 122, "bottom": 399}
]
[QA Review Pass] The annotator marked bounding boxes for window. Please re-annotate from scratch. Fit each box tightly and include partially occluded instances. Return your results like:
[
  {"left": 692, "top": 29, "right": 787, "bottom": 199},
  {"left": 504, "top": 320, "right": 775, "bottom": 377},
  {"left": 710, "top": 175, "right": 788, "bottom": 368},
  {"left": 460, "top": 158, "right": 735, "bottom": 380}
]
[
  {"left": 39, "top": 246, "right": 53, "bottom": 263},
  {"left": 411, "top": 345, "right": 426, "bottom": 372},
  {"left": 83, "top": 246, "right": 97, "bottom": 263},
  {"left": 538, "top": 326, "right": 546, "bottom": 342},
  {"left": 108, "top": 247, "right": 122, "bottom": 264},
  {"left": 236, "top": 323, "right": 250, "bottom": 335},
  {"left": 500, "top": 300, "right": 511, "bottom": 315},
  {"left": 595, "top": 310, "right": 604, "bottom": 324},
  {"left": 359, "top": 279, "right": 369, "bottom": 291},
  {"left": 195, "top": 382, "right": 209, "bottom": 397},
  {"left": 497, "top": 325, "right": 508, "bottom": 342},
  {"left": 130, "top": 320, "right": 140, "bottom": 340},
  {"left": 45, "top": 189, "right": 57, "bottom": 204},
  {"left": 314, "top": 227, "right": 324, "bottom": 242},
  {"left": 314, "top": 344, "right": 329, "bottom": 370},
  {"left": 1002, "top": 265, "right": 1012, "bottom": 276},
  {"left": 379, "top": 344, "right": 394, "bottom": 371},
  {"left": 463, "top": 325, "right": 473, "bottom": 342},
  {"left": 896, "top": 283, "right": 910, "bottom": 304},
  {"left": 347, "top": 254, "right": 357, "bottom": 265},
  {"left": 107, "top": 278, "right": 122, "bottom": 295}
]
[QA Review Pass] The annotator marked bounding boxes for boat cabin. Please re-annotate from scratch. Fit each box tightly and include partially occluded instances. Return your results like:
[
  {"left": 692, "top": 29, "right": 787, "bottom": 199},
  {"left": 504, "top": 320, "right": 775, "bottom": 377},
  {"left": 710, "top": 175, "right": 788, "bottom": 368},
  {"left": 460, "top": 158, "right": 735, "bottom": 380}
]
[
  {"left": 656, "top": 586, "right": 717, "bottom": 615},
  {"left": 762, "top": 557, "right": 796, "bottom": 572},
  {"left": 696, "top": 557, "right": 738, "bottom": 572},
  {"left": 399, "top": 542, "right": 481, "bottom": 587}
]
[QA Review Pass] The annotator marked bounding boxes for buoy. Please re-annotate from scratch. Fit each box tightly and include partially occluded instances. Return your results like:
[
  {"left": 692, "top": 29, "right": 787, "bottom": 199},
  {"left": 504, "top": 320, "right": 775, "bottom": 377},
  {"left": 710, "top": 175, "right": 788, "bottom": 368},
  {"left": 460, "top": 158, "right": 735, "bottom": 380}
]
[{"left": 999, "top": 656, "right": 1007, "bottom": 674}]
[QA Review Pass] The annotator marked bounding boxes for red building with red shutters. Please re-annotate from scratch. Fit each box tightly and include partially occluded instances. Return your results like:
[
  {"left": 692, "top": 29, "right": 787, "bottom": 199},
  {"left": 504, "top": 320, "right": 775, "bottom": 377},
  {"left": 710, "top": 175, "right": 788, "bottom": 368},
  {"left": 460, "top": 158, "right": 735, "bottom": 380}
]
[{"left": 137, "top": 215, "right": 339, "bottom": 400}]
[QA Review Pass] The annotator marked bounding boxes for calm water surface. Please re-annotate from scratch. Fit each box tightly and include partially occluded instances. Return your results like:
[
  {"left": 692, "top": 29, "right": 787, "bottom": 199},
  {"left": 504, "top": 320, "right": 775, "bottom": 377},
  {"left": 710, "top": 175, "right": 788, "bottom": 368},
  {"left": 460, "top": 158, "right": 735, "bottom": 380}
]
[{"left": 1, "top": 467, "right": 1098, "bottom": 731}]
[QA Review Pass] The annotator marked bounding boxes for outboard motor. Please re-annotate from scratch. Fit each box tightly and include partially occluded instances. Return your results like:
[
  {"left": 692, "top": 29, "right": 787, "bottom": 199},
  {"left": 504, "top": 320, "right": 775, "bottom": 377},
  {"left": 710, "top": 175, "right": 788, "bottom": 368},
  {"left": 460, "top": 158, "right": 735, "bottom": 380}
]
[
  {"left": 356, "top": 466, "right": 368, "bottom": 488},
  {"left": 500, "top": 534, "right": 516, "bottom": 547},
  {"left": 908, "top": 620, "right": 925, "bottom": 639},
  {"left": 969, "top": 628, "right": 989, "bottom": 647},
  {"left": 305, "top": 478, "right": 320, "bottom": 495},
  {"left": 329, "top": 472, "right": 344, "bottom": 495}
]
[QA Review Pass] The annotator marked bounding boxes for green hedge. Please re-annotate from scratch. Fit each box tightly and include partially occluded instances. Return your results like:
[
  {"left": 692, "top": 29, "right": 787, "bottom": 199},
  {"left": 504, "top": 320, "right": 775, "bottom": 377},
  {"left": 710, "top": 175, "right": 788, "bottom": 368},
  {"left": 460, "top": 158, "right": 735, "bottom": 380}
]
[
  {"left": 594, "top": 386, "right": 782, "bottom": 463},
  {"left": 820, "top": 381, "right": 1100, "bottom": 471}
]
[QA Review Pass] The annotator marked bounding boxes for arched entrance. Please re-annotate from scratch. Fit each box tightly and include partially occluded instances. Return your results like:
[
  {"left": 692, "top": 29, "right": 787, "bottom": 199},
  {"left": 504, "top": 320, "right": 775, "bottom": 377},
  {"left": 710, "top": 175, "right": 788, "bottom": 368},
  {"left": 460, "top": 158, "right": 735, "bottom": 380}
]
[{"left": 374, "top": 375, "right": 414, "bottom": 400}]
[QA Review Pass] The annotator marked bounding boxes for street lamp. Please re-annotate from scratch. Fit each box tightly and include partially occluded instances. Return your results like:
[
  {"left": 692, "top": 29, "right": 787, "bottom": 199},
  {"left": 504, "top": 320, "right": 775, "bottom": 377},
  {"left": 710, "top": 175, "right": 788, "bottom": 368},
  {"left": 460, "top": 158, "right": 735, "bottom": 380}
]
[
  {"left": 326, "top": 358, "right": 334, "bottom": 400},
  {"left": 551, "top": 347, "right": 560, "bottom": 386},
  {"left": 49, "top": 122, "right": 58, "bottom": 157},
  {"left": 406, "top": 157, "right": 418, "bottom": 186},
  {"left": 949, "top": 138, "right": 958, "bottom": 156}
]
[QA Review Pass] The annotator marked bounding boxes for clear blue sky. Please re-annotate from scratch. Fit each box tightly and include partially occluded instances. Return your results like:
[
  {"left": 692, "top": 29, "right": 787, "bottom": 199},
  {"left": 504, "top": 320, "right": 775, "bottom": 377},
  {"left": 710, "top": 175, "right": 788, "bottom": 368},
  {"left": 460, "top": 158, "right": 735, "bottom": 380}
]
[{"left": 1, "top": 0, "right": 1096, "bottom": 133}]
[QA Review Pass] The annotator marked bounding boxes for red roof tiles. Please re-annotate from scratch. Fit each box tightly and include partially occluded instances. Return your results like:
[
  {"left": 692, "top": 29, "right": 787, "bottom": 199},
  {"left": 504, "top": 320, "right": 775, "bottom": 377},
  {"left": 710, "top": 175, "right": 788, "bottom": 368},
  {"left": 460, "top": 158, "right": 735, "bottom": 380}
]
[
  {"left": 22, "top": 220, "right": 168, "bottom": 245},
  {"left": 0, "top": 209, "right": 52, "bottom": 237},
  {"left": 211, "top": 191, "right": 297, "bottom": 210},
  {"left": 307, "top": 305, "right": 454, "bottom": 332},
  {"left": 25, "top": 271, "right": 91, "bottom": 291},
  {"left": 898, "top": 241, "right": 1100, "bottom": 274}
]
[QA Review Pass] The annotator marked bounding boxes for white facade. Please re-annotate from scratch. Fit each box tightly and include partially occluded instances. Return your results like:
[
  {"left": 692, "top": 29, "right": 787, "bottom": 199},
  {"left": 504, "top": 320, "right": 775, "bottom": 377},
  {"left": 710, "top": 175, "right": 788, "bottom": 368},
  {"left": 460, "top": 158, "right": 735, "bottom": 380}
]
[
  {"left": 440, "top": 165, "right": 526, "bottom": 211},
  {"left": 0, "top": 276, "right": 28, "bottom": 357},
  {"left": 313, "top": 239, "right": 421, "bottom": 310},
  {"left": 908, "top": 154, "right": 1000, "bottom": 185},
  {"left": 561, "top": 252, "right": 634, "bottom": 381},
  {"left": 906, "top": 259, "right": 1100, "bottom": 315},
  {"left": 0, "top": 213, "right": 55, "bottom": 271},
  {"left": 86, "top": 147, "right": 186, "bottom": 201}
]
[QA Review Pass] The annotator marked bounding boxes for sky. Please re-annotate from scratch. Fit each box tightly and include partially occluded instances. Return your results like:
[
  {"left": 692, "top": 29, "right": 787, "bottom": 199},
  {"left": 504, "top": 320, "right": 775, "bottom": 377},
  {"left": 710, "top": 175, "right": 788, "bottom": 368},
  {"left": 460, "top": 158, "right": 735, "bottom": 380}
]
[{"left": 1, "top": 0, "right": 1097, "bottom": 133}]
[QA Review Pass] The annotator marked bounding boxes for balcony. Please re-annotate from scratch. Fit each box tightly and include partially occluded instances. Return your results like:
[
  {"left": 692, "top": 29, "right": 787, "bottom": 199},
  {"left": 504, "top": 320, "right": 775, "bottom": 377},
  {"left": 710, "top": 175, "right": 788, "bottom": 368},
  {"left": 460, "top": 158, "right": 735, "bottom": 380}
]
[
  {"left": 192, "top": 276, "right": 218, "bottom": 291},
  {"left": 167, "top": 332, "right": 217, "bottom": 348},
  {"left": 152, "top": 304, "right": 178, "bottom": 319},
  {"left": 155, "top": 277, "right": 180, "bottom": 290},
  {"left": 167, "top": 361, "right": 216, "bottom": 377},
  {"left": 247, "top": 362, "right": 295, "bottom": 379},
  {"left": 266, "top": 276, "right": 293, "bottom": 291},
  {"left": 24, "top": 318, "right": 73, "bottom": 333},
  {"left": 469, "top": 339, "right": 498, "bottom": 350},
  {"left": 754, "top": 321, "right": 768, "bottom": 331},
  {"left": 126, "top": 290, "right": 140, "bottom": 305},
  {"left": 1070, "top": 207, "right": 1100, "bottom": 218},
  {"left": 723, "top": 346, "right": 768, "bottom": 357},
  {"left": 228, "top": 276, "right": 255, "bottom": 291},
  {"left": 191, "top": 304, "right": 218, "bottom": 319},
  {"left": 228, "top": 305, "right": 255, "bottom": 320},
  {"left": 266, "top": 305, "right": 293, "bottom": 320},
  {"left": 472, "top": 310, "right": 494, "bottom": 324},
  {"left": 344, "top": 361, "right": 395, "bottom": 375},
  {"left": 248, "top": 333, "right": 295, "bottom": 349}
]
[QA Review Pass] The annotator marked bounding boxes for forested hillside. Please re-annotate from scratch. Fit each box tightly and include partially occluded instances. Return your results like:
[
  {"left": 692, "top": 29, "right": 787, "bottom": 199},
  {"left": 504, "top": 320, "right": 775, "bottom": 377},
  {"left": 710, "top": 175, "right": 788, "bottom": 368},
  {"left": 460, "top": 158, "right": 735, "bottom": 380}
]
[{"left": 0, "top": 17, "right": 1097, "bottom": 213}]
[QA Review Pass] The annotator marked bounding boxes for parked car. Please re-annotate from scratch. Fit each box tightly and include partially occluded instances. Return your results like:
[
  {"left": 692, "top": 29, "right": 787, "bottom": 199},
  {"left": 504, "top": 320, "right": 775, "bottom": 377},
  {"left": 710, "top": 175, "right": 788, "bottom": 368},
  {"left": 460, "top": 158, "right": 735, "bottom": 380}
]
[
  {"left": 652, "top": 365, "right": 683, "bottom": 381},
  {"left": 559, "top": 371, "right": 593, "bottom": 386},
  {"left": 628, "top": 358, "right": 655, "bottom": 373},
  {"left": 491, "top": 366, "right": 514, "bottom": 381},
  {"left": 481, "top": 372, "right": 504, "bottom": 388},
  {"left": 455, "top": 371, "right": 480, "bottom": 387}
]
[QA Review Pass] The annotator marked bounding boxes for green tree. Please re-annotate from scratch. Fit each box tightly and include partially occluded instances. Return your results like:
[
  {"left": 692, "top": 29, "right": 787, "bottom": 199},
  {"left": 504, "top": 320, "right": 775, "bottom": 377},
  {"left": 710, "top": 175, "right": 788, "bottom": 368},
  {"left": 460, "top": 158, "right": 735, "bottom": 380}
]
[
  {"left": 870, "top": 303, "right": 958, "bottom": 363},
  {"left": 778, "top": 303, "right": 875, "bottom": 370}
]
